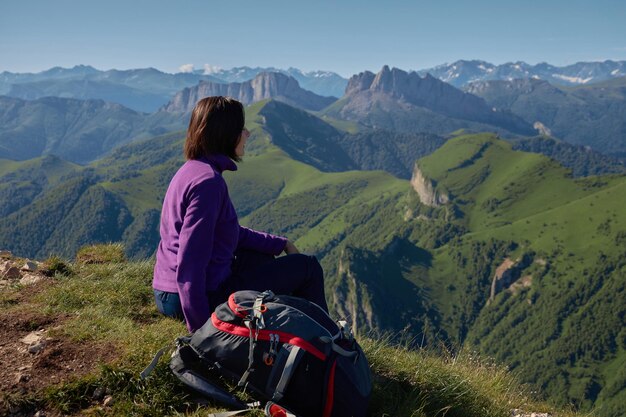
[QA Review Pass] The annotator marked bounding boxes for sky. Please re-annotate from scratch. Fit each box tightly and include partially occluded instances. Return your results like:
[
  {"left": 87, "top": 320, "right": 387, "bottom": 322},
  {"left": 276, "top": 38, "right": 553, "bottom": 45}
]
[{"left": 1, "top": 0, "right": 626, "bottom": 77}]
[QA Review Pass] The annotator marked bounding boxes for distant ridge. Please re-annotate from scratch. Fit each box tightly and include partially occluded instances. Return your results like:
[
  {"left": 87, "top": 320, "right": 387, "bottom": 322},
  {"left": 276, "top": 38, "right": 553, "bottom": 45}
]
[
  {"left": 419, "top": 59, "right": 626, "bottom": 87},
  {"left": 200, "top": 66, "right": 347, "bottom": 98},
  {"left": 162, "top": 72, "right": 337, "bottom": 112},
  {"left": 466, "top": 77, "right": 626, "bottom": 157},
  {"left": 0, "top": 96, "right": 184, "bottom": 163}
]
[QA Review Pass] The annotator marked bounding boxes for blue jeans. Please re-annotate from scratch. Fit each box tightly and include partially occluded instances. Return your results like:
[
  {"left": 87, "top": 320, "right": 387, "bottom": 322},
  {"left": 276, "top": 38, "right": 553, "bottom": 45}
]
[
  {"left": 154, "top": 289, "right": 184, "bottom": 320},
  {"left": 154, "top": 249, "right": 328, "bottom": 322}
]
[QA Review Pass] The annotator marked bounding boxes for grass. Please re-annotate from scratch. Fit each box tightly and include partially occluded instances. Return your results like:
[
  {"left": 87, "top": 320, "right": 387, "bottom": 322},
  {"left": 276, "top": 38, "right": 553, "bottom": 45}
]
[
  {"left": 0, "top": 244, "right": 586, "bottom": 417},
  {"left": 75, "top": 243, "right": 126, "bottom": 264}
]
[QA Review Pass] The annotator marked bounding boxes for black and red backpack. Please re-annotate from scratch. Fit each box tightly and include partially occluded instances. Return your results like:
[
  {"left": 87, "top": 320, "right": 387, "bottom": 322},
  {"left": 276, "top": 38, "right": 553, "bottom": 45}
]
[{"left": 162, "top": 290, "right": 372, "bottom": 417}]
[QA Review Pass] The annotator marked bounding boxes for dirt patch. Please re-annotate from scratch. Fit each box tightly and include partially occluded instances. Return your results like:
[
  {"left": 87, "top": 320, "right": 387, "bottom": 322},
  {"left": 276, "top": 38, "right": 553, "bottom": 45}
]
[{"left": 0, "top": 281, "right": 119, "bottom": 416}]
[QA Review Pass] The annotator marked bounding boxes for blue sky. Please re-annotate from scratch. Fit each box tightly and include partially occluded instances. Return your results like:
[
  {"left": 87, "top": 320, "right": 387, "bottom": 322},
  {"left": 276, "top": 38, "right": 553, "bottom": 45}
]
[{"left": 1, "top": 0, "right": 625, "bottom": 77}]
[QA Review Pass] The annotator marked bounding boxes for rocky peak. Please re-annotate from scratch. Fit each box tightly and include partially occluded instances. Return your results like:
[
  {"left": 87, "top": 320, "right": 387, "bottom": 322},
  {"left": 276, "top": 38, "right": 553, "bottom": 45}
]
[
  {"left": 249, "top": 72, "right": 299, "bottom": 101},
  {"left": 345, "top": 66, "right": 489, "bottom": 114},
  {"left": 162, "top": 72, "right": 336, "bottom": 112},
  {"left": 345, "top": 70, "right": 376, "bottom": 95}
]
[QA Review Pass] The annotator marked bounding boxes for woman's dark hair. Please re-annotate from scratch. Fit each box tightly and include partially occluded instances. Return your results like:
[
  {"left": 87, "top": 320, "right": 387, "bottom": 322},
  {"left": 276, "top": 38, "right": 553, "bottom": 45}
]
[{"left": 184, "top": 96, "right": 245, "bottom": 161}]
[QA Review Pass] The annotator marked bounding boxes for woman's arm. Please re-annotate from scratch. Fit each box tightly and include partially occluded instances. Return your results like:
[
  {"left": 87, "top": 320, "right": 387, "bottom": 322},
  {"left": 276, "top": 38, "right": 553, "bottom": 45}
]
[
  {"left": 238, "top": 226, "right": 290, "bottom": 255},
  {"left": 176, "top": 179, "right": 223, "bottom": 332},
  {"left": 283, "top": 240, "right": 300, "bottom": 254}
]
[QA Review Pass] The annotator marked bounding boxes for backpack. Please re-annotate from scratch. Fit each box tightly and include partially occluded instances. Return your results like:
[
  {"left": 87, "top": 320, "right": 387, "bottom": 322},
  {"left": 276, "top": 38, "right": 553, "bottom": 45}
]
[{"left": 162, "top": 290, "right": 372, "bottom": 417}]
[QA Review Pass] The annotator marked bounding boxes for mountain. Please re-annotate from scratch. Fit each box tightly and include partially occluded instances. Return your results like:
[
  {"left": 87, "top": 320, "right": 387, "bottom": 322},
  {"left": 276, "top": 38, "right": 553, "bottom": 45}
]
[
  {"left": 200, "top": 66, "right": 347, "bottom": 97},
  {"left": 323, "top": 66, "right": 534, "bottom": 136},
  {"left": 420, "top": 59, "right": 626, "bottom": 88},
  {"left": 466, "top": 77, "right": 626, "bottom": 157},
  {"left": 0, "top": 65, "right": 347, "bottom": 111},
  {"left": 0, "top": 65, "right": 223, "bottom": 112},
  {"left": 7, "top": 79, "right": 167, "bottom": 113},
  {"left": 0, "top": 155, "right": 79, "bottom": 217},
  {"left": 0, "top": 96, "right": 185, "bottom": 163},
  {"left": 162, "top": 72, "right": 337, "bottom": 112}
]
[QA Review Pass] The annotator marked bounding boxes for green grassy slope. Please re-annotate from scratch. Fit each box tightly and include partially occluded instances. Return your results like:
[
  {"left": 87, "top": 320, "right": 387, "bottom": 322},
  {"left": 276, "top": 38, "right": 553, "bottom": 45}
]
[
  {"left": 411, "top": 134, "right": 626, "bottom": 415},
  {"left": 0, "top": 155, "right": 81, "bottom": 217},
  {"left": 0, "top": 248, "right": 579, "bottom": 417}
]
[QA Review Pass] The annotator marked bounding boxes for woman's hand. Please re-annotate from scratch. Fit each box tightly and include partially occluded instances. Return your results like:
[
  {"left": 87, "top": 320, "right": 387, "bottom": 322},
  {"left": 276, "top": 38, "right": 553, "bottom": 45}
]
[{"left": 284, "top": 240, "right": 300, "bottom": 255}]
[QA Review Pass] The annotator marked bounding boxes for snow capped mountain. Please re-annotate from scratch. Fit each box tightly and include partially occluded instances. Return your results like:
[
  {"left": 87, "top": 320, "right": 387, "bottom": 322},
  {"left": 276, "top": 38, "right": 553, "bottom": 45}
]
[{"left": 419, "top": 60, "right": 626, "bottom": 87}]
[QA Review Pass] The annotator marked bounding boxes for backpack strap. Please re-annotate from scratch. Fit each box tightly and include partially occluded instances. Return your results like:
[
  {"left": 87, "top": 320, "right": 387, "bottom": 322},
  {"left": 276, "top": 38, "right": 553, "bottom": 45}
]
[
  {"left": 271, "top": 345, "right": 304, "bottom": 402},
  {"left": 319, "top": 336, "right": 359, "bottom": 359},
  {"left": 140, "top": 346, "right": 168, "bottom": 379},
  {"left": 140, "top": 336, "right": 190, "bottom": 379},
  {"left": 238, "top": 291, "right": 273, "bottom": 388}
]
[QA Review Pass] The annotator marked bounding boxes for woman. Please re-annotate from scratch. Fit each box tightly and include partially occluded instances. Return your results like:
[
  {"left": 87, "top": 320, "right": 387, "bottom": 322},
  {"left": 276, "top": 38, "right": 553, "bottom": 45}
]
[{"left": 153, "top": 96, "right": 328, "bottom": 332}]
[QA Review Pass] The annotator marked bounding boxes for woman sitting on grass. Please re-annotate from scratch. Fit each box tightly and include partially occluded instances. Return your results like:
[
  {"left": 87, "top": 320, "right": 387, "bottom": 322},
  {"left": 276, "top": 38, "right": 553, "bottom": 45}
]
[{"left": 152, "top": 96, "right": 328, "bottom": 332}]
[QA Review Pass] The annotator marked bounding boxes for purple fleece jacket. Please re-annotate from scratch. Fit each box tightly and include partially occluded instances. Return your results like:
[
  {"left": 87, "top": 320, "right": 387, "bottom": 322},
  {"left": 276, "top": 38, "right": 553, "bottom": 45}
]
[{"left": 153, "top": 154, "right": 287, "bottom": 332}]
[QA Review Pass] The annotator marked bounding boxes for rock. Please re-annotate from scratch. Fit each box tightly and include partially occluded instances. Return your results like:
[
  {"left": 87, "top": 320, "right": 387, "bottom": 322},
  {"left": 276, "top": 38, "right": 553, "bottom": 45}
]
[
  {"left": 15, "top": 373, "right": 30, "bottom": 383},
  {"left": 34, "top": 411, "right": 46, "bottom": 417},
  {"left": 20, "top": 273, "right": 43, "bottom": 285},
  {"left": 20, "top": 330, "right": 45, "bottom": 345},
  {"left": 21, "top": 261, "right": 38, "bottom": 272},
  {"left": 0, "top": 250, "right": 11, "bottom": 258},
  {"left": 103, "top": 395, "right": 114, "bottom": 407},
  {"left": 28, "top": 341, "right": 46, "bottom": 354},
  {"left": 410, "top": 164, "right": 449, "bottom": 207},
  {"left": 92, "top": 387, "right": 106, "bottom": 400},
  {"left": 1, "top": 265, "right": 20, "bottom": 279}
]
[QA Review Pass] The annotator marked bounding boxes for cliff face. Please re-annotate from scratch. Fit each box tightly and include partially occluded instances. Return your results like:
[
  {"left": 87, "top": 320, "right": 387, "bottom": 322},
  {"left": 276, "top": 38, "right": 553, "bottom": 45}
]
[
  {"left": 162, "top": 72, "right": 336, "bottom": 112},
  {"left": 341, "top": 66, "right": 533, "bottom": 135},
  {"left": 410, "top": 163, "right": 449, "bottom": 207}
]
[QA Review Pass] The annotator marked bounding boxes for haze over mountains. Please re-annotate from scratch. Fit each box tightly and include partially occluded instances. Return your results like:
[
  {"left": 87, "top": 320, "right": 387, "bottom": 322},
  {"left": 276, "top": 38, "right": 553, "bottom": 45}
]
[{"left": 2, "top": 59, "right": 625, "bottom": 113}]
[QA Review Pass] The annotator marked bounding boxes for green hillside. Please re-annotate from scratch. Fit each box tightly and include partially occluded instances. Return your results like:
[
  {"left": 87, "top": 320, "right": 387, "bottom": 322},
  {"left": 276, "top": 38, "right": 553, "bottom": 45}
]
[
  {"left": 0, "top": 96, "right": 185, "bottom": 163},
  {"left": 511, "top": 136, "right": 626, "bottom": 177},
  {"left": 392, "top": 134, "right": 626, "bottom": 415}
]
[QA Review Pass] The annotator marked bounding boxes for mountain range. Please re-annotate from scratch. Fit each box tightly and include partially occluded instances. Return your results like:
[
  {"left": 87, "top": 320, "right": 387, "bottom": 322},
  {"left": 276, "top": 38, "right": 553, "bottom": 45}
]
[
  {"left": 0, "top": 65, "right": 344, "bottom": 112},
  {"left": 419, "top": 59, "right": 626, "bottom": 88},
  {"left": 323, "top": 66, "right": 534, "bottom": 136},
  {"left": 198, "top": 66, "right": 347, "bottom": 98},
  {"left": 162, "top": 72, "right": 337, "bottom": 113},
  {"left": 3, "top": 60, "right": 626, "bottom": 114},
  {"left": 466, "top": 77, "right": 626, "bottom": 157}
]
